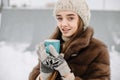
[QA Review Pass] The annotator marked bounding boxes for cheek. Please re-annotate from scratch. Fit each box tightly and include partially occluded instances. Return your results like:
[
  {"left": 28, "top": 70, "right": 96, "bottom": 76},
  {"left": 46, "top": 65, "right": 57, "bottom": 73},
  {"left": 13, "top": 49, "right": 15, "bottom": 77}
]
[
  {"left": 57, "top": 22, "right": 61, "bottom": 27},
  {"left": 71, "top": 22, "right": 78, "bottom": 29},
  {"left": 73, "top": 26, "right": 78, "bottom": 33},
  {"left": 57, "top": 24, "right": 62, "bottom": 30},
  {"left": 57, "top": 22, "right": 62, "bottom": 28},
  {"left": 71, "top": 23, "right": 79, "bottom": 33}
]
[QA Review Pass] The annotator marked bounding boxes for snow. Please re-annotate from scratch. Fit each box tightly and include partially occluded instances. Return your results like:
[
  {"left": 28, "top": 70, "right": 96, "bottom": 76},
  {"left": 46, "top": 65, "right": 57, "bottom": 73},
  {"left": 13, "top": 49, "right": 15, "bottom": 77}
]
[{"left": 0, "top": 41, "right": 38, "bottom": 80}]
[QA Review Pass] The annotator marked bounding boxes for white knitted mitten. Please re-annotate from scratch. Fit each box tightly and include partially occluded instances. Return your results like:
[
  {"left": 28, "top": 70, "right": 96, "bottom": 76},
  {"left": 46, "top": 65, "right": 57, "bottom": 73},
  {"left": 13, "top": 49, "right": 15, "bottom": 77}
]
[{"left": 37, "top": 43, "right": 54, "bottom": 80}]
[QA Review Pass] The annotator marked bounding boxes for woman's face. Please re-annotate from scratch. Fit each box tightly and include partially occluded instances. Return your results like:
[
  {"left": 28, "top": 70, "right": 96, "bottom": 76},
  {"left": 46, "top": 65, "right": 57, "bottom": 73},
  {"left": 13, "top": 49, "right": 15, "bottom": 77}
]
[{"left": 56, "top": 10, "right": 79, "bottom": 38}]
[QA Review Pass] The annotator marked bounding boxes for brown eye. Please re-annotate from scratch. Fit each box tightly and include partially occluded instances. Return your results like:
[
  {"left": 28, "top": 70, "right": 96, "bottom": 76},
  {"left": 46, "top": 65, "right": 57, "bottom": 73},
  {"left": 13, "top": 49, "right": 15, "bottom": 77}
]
[
  {"left": 68, "top": 17, "right": 74, "bottom": 21},
  {"left": 56, "top": 17, "right": 62, "bottom": 21}
]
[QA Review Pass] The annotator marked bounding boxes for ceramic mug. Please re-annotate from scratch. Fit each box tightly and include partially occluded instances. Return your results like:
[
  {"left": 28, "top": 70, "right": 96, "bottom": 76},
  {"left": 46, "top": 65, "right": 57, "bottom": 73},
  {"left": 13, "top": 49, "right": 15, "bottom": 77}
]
[{"left": 44, "top": 39, "right": 60, "bottom": 54}]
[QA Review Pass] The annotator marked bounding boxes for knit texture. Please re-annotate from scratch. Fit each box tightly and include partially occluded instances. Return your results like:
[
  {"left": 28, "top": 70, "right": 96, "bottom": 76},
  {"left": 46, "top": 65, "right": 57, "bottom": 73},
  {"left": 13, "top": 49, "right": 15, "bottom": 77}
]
[{"left": 53, "top": 0, "right": 91, "bottom": 27}]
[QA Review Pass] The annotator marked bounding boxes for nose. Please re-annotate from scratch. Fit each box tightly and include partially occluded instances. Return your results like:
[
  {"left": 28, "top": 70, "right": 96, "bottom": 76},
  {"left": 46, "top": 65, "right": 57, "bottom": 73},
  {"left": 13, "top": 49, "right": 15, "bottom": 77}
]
[{"left": 61, "top": 19, "right": 68, "bottom": 27}]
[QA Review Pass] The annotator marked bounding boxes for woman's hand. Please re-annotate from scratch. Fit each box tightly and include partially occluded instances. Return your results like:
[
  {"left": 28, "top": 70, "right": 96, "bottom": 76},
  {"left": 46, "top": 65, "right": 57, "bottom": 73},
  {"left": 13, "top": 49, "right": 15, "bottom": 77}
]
[{"left": 37, "top": 43, "right": 54, "bottom": 80}]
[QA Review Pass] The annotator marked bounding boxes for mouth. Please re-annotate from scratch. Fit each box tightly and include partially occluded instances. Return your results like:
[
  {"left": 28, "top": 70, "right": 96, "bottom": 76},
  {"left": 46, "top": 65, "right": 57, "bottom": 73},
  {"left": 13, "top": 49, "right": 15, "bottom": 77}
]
[{"left": 62, "top": 28, "right": 70, "bottom": 33}]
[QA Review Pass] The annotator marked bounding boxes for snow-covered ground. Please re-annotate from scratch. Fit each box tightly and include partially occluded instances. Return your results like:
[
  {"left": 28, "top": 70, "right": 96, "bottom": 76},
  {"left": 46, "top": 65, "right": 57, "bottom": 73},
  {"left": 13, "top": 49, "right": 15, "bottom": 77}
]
[
  {"left": 0, "top": 41, "right": 120, "bottom": 80},
  {"left": 0, "top": 41, "right": 38, "bottom": 80}
]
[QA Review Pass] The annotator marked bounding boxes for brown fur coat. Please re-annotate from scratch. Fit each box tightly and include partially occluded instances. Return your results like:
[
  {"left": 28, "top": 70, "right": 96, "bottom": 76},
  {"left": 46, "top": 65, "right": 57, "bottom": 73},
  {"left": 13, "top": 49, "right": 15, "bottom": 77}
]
[{"left": 29, "top": 27, "right": 110, "bottom": 80}]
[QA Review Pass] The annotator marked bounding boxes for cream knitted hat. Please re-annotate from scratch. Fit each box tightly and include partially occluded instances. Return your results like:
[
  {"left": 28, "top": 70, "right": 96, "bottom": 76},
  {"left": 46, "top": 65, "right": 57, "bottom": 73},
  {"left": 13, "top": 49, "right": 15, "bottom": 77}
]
[{"left": 53, "top": 0, "right": 91, "bottom": 27}]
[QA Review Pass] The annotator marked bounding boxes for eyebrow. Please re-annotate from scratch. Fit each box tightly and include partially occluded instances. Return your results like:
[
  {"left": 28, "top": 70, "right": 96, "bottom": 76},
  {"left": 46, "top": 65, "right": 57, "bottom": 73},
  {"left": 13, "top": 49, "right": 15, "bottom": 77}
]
[{"left": 56, "top": 14, "right": 75, "bottom": 17}]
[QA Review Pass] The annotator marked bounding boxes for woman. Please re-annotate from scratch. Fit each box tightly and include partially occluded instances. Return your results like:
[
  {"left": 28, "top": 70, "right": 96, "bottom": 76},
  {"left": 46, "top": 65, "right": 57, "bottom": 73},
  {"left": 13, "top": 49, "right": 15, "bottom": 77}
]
[{"left": 29, "top": 0, "right": 110, "bottom": 80}]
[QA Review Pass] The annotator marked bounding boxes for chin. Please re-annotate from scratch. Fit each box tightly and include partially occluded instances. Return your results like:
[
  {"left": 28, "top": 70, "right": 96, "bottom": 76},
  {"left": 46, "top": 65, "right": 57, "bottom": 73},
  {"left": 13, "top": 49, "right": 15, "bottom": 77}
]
[{"left": 63, "top": 35, "right": 71, "bottom": 38}]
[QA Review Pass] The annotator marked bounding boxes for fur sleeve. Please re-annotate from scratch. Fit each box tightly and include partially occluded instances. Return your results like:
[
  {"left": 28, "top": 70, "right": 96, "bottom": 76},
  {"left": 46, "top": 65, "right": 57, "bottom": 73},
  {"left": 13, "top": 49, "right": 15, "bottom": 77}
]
[{"left": 83, "top": 47, "right": 110, "bottom": 80}]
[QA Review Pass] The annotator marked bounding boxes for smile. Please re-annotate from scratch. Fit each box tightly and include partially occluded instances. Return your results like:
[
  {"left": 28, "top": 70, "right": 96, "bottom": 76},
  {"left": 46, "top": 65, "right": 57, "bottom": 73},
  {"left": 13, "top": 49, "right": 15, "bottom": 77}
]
[{"left": 62, "top": 29, "right": 70, "bottom": 33}]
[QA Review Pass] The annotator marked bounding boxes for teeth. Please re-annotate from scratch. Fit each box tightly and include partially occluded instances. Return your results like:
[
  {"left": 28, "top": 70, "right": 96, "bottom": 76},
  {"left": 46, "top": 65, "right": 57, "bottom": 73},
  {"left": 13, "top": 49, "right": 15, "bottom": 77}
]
[
  {"left": 63, "top": 29, "right": 69, "bottom": 31},
  {"left": 63, "top": 29, "right": 69, "bottom": 33},
  {"left": 64, "top": 30, "right": 68, "bottom": 31}
]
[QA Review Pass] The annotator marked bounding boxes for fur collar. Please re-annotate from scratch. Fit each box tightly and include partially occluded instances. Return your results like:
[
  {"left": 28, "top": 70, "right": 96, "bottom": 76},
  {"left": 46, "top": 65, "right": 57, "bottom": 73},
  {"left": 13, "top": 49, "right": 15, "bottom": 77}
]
[{"left": 64, "top": 27, "right": 94, "bottom": 60}]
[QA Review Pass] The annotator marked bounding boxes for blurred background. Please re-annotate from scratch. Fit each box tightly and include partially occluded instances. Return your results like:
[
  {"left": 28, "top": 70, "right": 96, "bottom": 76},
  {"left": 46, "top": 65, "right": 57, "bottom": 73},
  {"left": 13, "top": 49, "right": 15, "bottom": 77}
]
[{"left": 0, "top": 0, "right": 120, "bottom": 80}]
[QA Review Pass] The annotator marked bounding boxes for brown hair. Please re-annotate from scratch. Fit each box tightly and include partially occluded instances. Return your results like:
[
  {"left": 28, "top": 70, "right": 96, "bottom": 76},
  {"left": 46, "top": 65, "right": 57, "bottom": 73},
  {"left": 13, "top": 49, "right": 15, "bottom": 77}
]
[{"left": 50, "top": 16, "right": 84, "bottom": 53}]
